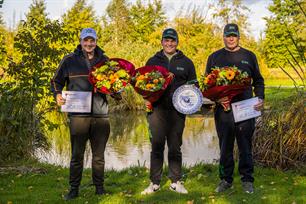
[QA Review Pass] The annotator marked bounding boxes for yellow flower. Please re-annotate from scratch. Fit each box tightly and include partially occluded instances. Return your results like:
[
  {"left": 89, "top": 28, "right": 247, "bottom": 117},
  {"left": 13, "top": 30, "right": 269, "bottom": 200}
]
[
  {"left": 204, "top": 77, "right": 209, "bottom": 84},
  {"left": 225, "top": 70, "right": 235, "bottom": 80}
]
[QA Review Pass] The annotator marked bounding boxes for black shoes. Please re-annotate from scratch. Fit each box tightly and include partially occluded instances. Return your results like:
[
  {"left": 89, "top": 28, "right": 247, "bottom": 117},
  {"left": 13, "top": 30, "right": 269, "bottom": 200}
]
[
  {"left": 95, "top": 186, "right": 105, "bottom": 195},
  {"left": 64, "top": 188, "right": 79, "bottom": 201},
  {"left": 63, "top": 186, "right": 105, "bottom": 200}
]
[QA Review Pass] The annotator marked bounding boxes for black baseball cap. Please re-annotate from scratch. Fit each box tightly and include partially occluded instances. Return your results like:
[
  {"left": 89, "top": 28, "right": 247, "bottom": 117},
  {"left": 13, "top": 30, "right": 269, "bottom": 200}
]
[
  {"left": 162, "top": 28, "right": 178, "bottom": 42},
  {"left": 223, "top": 23, "right": 240, "bottom": 37}
]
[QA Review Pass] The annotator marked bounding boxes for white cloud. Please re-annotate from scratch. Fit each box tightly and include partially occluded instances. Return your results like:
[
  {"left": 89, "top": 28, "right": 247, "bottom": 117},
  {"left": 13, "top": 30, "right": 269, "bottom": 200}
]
[
  {"left": 246, "top": 0, "right": 272, "bottom": 40},
  {"left": 63, "top": 0, "right": 68, "bottom": 9}
]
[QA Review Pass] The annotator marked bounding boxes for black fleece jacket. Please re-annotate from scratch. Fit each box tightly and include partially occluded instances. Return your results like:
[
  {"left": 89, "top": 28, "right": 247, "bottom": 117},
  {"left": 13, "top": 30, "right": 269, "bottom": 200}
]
[
  {"left": 206, "top": 47, "right": 265, "bottom": 102},
  {"left": 146, "top": 49, "right": 197, "bottom": 109},
  {"left": 51, "top": 45, "right": 109, "bottom": 116}
]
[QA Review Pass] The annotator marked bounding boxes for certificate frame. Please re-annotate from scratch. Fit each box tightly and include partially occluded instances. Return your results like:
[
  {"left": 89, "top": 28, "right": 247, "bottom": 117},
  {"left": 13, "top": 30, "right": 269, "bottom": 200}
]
[
  {"left": 61, "top": 91, "right": 92, "bottom": 113},
  {"left": 231, "top": 97, "right": 261, "bottom": 123}
]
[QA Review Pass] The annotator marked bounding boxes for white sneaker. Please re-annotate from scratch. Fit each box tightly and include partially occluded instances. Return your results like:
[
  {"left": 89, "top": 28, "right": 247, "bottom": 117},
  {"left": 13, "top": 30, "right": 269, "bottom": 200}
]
[
  {"left": 169, "top": 181, "right": 188, "bottom": 194},
  {"left": 141, "top": 182, "right": 160, "bottom": 195}
]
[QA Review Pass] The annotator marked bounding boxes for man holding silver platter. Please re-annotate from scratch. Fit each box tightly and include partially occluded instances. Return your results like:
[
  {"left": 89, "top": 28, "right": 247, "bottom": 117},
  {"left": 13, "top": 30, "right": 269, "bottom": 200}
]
[{"left": 141, "top": 28, "right": 199, "bottom": 195}]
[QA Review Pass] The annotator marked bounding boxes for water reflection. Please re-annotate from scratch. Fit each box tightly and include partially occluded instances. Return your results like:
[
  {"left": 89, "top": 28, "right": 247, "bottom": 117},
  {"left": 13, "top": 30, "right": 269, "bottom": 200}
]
[{"left": 35, "top": 111, "right": 219, "bottom": 170}]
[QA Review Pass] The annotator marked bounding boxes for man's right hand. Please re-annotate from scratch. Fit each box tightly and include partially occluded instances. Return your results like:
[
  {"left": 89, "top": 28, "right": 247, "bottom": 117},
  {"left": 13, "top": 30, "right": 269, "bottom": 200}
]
[
  {"left": 217, "top": 96, "right": 229, "bottom": 104},
  {"left": 56, "top": 94, "right": 66, "bottom": 106},
  {"left": 145, "top": 100, "right": 153, "bottom": 112},
  {"left": 167, "top": 72, "right": 174, "bottom": 81}
]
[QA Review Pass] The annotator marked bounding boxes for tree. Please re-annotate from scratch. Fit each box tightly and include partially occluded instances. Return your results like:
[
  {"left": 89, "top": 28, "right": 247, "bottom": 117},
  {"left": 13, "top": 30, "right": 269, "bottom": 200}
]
[
  {"left": 211, "top": 0, "right": 250, "bottom": 35},
  {"left": 25, "top": 0, "right": 47, "bottom": 22},
  {"left": 0, "top": 0, "right": 69, "bottom": 162},
  {"left": 104, "top": 0, "right": 132, "bottom": 46},
  {"left": 129, "top": 0, "right": 166, "bottom": 42},
  {"left": 0, "top": 12, "right": 7, "bottom": 69},
  {"left": 263, "top": 0, "right": 305, "bottom": 86},
  {"left": 173, "top": 8, "right": 223, "bottom": 76},
  {"left": 61, "top": 0, "right": 100, "bottom": 51}
]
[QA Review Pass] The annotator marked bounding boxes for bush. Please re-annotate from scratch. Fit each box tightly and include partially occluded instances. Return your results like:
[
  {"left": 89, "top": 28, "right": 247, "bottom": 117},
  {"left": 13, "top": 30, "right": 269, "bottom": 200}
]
[{"left": 253, "top": 90, "right": 306, "bottom": 170}]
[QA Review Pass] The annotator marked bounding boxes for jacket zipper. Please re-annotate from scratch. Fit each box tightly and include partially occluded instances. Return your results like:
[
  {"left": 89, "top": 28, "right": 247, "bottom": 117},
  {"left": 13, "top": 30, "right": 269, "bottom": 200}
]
[{"left": 83, "top": 54, "right": 94, "bottom": 115}]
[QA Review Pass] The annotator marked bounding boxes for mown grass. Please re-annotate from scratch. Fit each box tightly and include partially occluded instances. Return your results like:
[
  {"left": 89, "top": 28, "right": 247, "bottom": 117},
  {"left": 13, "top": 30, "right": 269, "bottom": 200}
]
[
  {"left": 1, "top": 87, "right": 304, "bottom": 204},
  {"left": 264, "top": 87, "right": 304, "bottom": 109},
  {"left": 0, "top": 160, "right": 305, "bottom": 204},
  {"left": 264, "top": 78, "right": 298, "bottom": 86}
]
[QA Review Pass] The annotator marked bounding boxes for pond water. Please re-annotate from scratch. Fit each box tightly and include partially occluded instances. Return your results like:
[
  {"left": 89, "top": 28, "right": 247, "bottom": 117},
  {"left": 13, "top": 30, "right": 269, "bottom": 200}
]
[{"left": 35, "top": 111, "right": 219, "bottom": 170}]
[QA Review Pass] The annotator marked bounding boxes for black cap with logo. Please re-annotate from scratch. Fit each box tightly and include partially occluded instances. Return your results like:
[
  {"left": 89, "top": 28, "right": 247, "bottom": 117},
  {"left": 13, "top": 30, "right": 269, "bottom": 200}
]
[
  {"left": 162, "top": 28, "right": 178, "bottom": 42},
  {"left": 223, "top": 23, "right": 240, "bottom": 37}
]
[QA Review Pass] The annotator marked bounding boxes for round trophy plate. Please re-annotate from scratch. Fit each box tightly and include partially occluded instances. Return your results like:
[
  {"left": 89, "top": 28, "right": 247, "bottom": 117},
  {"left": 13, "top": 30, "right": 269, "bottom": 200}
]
[{"left": 172, "top": 85, "right": 203, "bottom": 114}]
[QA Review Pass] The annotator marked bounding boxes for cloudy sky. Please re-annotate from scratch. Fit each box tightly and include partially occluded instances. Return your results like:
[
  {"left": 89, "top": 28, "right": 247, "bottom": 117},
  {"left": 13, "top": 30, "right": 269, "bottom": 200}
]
[{"left": 1, "top": 0, "right": 272, "bottom": 40}]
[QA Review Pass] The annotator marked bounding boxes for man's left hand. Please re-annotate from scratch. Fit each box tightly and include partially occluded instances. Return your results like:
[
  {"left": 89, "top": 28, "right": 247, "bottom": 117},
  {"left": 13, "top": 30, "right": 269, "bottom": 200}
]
[{"left": 254, "top": 98, "right": 264, "bottom": 111}]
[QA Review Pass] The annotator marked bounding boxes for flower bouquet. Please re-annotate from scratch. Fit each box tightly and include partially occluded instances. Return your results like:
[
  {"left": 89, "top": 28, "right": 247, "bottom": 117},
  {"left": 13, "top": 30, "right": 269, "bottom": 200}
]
[
  {"left": 199, "top": 66, "right": 251, "bottom": 111},
  {"left": 89, "top": 58, "right": 135, "bottom": 94},
  {"left": 131, "top": 65, "right": 174, "bottom": 111}
]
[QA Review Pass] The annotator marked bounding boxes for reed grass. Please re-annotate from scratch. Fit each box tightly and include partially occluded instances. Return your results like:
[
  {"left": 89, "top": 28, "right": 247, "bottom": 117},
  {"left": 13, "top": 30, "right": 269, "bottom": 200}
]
[{"left": 253, "top": 90, "right": 305, "bottom": 170}]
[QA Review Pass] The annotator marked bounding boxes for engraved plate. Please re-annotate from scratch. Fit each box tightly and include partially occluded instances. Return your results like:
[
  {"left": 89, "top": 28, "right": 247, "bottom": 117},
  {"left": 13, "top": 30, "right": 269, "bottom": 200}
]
[{"left": 172, "top": 85, "right": 203, "bottom": 114}]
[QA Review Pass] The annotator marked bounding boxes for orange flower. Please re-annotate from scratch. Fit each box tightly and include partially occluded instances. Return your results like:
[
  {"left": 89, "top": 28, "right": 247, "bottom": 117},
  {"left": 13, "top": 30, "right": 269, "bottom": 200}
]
[
  {"left": 204, "top": 77, "right": 209, "bottom": 84},
  {"left": 137, "top": 75, "right": 145, "bottom": 80},
  {"left": 225, "top": 70, "right": 235, "bottom": 80},
  {"left": 153, "top": 79, "right": 159, "bottom": 84},
  {"left": 146, "top": 83, "right": 155, "bottom": 89}
]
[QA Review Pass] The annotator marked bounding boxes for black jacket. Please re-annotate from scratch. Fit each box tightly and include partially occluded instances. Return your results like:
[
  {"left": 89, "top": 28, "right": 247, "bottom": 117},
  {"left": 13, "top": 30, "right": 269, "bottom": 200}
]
[
  {"left": 146, "top": 49, "right": 197, "bottom": 109},
  {"left": 51, "top": 45, "right": 109, "bottom": 116},
  {"left": 206, "top": 47, "right": 265, "bottom": 102}
]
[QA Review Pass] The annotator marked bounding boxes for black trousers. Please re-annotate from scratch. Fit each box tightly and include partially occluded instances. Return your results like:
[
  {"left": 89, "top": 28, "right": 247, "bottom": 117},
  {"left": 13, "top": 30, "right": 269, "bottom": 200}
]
[
  {"left": 214, "top": 106, "right": 255, "bottom": 183},
  {"left": 68, "top": 116, "right": 110, "bottom": 189},
  {"left": 147, "top": 107, "right": 186, "bottom": 184}
]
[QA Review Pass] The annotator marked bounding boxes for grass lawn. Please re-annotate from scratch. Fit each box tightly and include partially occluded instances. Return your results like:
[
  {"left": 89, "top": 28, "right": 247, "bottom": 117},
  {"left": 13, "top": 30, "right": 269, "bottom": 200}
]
[
  {"left": 0, "top": 161, "right": 305, "bottom": 204},
  {"left": 1, "top": 87, "right": 304, "bottom": 204},
  {"left": 264, "top": 87, "right": 304, "bottom": 112},
  {"left": 265, "top": 78, "right": 293, "bottom": 86},
  {"left": 265, "top": 87, "right": 299, "bottom": 101}
]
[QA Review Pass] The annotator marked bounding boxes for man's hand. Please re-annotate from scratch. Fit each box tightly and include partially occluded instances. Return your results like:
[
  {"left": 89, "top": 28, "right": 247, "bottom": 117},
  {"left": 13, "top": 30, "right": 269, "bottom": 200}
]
[
  {"left": 254, "top": 98, "right": 264, "bottom": 111},
  {"left": 56, "top": 94, "right": 66, "bottom": 106},
  {"left": 145, "top": 100, "right": 153, "bottom": 112},
  {"left": 217, "top": 96, "right": 229, "bottom": 104},
  {"left": 167, "top": 72, "right": 174, "bottom": 81}
]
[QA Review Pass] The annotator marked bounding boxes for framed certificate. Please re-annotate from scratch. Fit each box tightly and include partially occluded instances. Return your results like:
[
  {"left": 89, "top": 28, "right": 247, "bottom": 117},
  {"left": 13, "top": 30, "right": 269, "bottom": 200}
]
[
  {"left": 61, "top": 91, "right": 92, "bottom": 113},
  {"left": 231, "top": 97, "right": 261, "bottom": 123}
]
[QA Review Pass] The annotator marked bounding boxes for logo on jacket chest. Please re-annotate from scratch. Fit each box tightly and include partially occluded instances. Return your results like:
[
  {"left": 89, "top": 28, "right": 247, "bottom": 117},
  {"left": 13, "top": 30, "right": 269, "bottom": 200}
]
[
  {"left": 241, "top": 60, "right": 249, "bottom": 65},
  {"left": 176, "top": 66, "right": 185, "bottom": 71}
]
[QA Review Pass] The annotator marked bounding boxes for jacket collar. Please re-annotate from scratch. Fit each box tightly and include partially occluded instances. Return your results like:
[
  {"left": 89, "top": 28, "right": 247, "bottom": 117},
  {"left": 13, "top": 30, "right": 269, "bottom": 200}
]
[
  {"left": 155, "top": 49, "right": 184, "bottom": 60},
  {"left": 74, "top": 44, "right": 105, "bottom": 59}
]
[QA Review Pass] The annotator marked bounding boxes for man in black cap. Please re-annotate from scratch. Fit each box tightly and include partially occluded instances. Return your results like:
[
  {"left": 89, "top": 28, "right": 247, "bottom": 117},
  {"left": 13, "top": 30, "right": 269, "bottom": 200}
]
[
  {"left": 205, "top": 23, "right": 264, "bottom": 193},
  {"left": 141, "top": 28, "right": 197, "bottom": 195}
]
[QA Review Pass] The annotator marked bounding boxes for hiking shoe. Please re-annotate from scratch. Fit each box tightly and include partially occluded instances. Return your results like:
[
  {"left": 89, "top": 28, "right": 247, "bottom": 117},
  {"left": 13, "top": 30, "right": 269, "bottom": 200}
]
[
  {"left": 141, "top": 182, "right": 160, "bottom": 195},
  {"left": 242, "top": 182, "right": 254, "bottom": 194},
  {"left": 95, "top": 186, "right": 105, "bottom": 195},
  {"left": 64, "top": 188, "right": 79, "bottom": 200},
  {"left": 169, "top": 181, "right": 188, "bottom": 194},
  {"left": 215, "top": 180, "right": 232, "bottom": 193}
]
